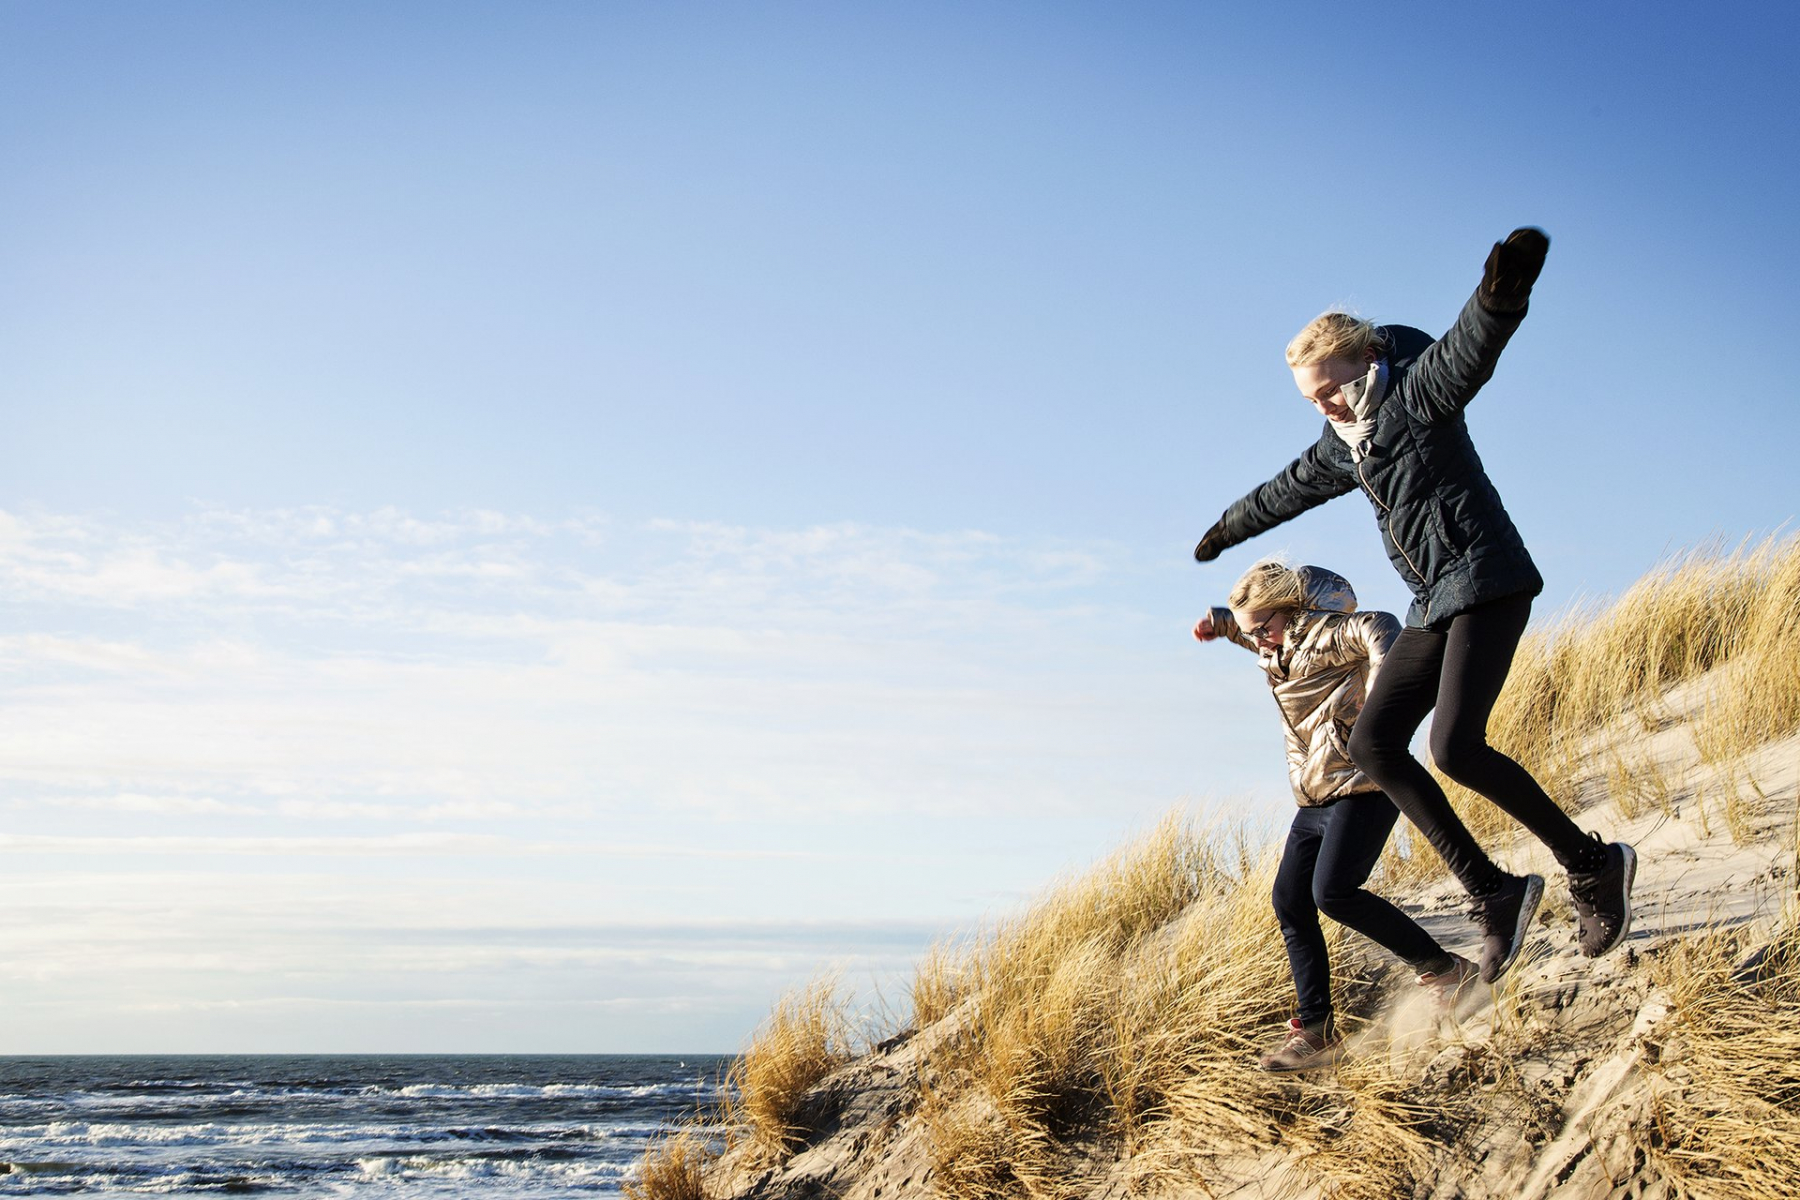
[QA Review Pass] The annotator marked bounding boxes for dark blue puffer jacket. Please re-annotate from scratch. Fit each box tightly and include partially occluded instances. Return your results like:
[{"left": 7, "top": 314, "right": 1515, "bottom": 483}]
[{"left": 1214, "top": 291, "right": 1543, "bottom": 628}]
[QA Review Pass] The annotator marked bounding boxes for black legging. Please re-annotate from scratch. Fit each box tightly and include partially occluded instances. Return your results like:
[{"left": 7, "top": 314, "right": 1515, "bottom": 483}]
[
  {"left": 1272, "top": 792, "right": 1449, "bottom": 1026},
  {"left": 1347, "top": 592, "right": 1592, "bottom": 894}
]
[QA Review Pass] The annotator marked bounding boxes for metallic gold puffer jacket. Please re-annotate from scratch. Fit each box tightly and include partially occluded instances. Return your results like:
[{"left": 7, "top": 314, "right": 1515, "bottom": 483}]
[{"left": 1210, "top": 567, "right": 1400, "bottom": 806}]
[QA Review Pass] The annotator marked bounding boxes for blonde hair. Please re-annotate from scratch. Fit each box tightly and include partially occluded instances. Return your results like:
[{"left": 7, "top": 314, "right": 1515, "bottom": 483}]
[
  {"left": 1228, "top": 558, "right": 1306, "bottom": 614},
  {"left": 1285, "top": 312, "right": 1390, "bottom": 368}
]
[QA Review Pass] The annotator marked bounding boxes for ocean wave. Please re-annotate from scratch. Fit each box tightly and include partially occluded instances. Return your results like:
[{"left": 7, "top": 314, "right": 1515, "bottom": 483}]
[
  {"left": 0, "top": 1118, "right": 658, "bottom": 1150},
  {"left": 2, "top": 1152, "right": 639, "bottom": 1196},
  {"left": 0, "top": 1087, "right": 266, "bottom": 1108},
  {"left": 1, "top": 1079, "right": 711, "bottom": 1109},
  {"left": 354, "top": 1152, "right": 631, "bottom": 1182},
  {"left": 381, "top": 1080, "right": 706, "bottom": 1100},
  {"left": 107, "top": 1079, "right": 258, "bottom": 1093},
  {"left": 0, "top": 1163, "right": 289, "bottom": 1195}
]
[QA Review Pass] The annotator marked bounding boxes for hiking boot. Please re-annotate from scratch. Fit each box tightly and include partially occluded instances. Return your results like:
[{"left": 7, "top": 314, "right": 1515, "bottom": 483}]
[
  {"left": 1470, "top": 872, "right": 1544, "bottom": 984},
  {"left": 1569, "top": 838, "right": 1637, "bottom": 957},
  {"left": 1417, "top": 953, "right": 1479, "bottom": 1010},
  {"left": 1257, "top": 1018, "right": 1342, "bottom": 1072}
]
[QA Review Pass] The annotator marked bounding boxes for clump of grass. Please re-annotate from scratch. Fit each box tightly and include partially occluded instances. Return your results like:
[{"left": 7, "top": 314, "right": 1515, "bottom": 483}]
[
  {"left": 914, "top": 815, "right": 1273, "bottom": 1193},
  {"left": 1208, "top": 965, "right": 1554, "bottom": 1200},
  {"left": 1643, "top": 921, "right": 1800, "bottom": 1199},
  {"left": 1693, "top": 536, "right": 1800, "bottom": 764},
  {"left": 1602, "top": 739, "right": 1692, "bottom": 827},
  {"left": 1711, "top": 762, "right": 1765, "bottom": 845},
  {"left": 911, "top": 939, "right": 976, "bottom": 1032},
  {"left": 920, "top": 1083, "right": 1061, "bottom": 1200},
  {"left": 914, "top": 812, "right": 1590, "bottom": 1200},
  {"left": 1604, "top": 742, "right": 1646, "bottom": 821},
  {"left": 912, "top": 814, "right": 1392, "bottom": 1197},
  {"left": 722, "top": 975, "right": 856, "bottom": 1169},
  {"left": 625, "top": 1125, "right": 718, "bottom": 1200},
  {"left": 1289, "top": 1066, "right": 1446, "bottom": 1200}
]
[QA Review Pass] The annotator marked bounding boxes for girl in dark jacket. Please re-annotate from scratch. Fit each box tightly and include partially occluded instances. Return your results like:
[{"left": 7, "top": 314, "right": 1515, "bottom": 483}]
[{"left": 1192, "top": 229, "right": 1635, "bottom": 984}]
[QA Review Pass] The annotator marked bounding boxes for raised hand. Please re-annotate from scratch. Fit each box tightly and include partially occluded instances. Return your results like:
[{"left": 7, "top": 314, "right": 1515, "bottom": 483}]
[
  {"left": 1194, "top": 520, "right": 1229, "bottom": 563},
  {"left": 1479, "top": 227, "right": 1550, "bottom": 314}
]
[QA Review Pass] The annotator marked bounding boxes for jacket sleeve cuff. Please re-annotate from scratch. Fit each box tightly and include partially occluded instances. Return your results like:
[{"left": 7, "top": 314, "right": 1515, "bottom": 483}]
[{"left": 1213, "top": 607, "right": 1257, "bottom": 652}]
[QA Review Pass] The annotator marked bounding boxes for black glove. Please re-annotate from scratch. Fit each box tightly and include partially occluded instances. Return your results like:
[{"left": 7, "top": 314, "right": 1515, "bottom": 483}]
[
  {"left": 1193, "top": 520, "right": 1230, "bottom": 563},
  {"left": 1479, "top": 227, "right": 1550, "bottom": 313}
]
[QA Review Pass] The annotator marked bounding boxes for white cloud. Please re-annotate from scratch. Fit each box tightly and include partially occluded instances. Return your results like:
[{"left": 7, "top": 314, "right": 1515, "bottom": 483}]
[
  {"left": 0, "top": 504, "right": 1204, "bottom": 821},
  {"left": 0, "top": 832, "right": 817, "bottom": 859},
  {"left": 29, "top": 791, "right": 254, "bottom": 815}
]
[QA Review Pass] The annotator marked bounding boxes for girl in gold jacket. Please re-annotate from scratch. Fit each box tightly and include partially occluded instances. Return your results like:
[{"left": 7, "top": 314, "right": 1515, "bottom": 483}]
[{"left": 1195, "top": 560, "right": 1472, "bottom": 1071}]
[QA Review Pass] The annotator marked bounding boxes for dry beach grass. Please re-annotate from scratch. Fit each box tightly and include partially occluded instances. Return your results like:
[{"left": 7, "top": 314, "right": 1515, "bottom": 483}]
[
  {"left": 723, "top": 976, "right": 856, "bottom": 1169},
  {"left": 914, "top": 817, "right": 1290, "bottom": 1198},
  {"left": 1640, "top": 919, "right": 1800, "bottom": 1200},
  {"left": 624, "top": 1126, "right": 715, "bottom": 1200},
  {"left": 629, "top": 536, "right": 1800, "bottom": 1200}
]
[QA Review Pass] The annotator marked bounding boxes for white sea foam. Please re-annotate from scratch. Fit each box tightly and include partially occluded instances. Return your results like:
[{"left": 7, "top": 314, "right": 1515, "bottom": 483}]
[
  {"left": 353, "top": 1154, "right": 630, "bottom": 1182},
  {"left": 382, "top": 1081, "right": 698, "bottom": 1100},
  {"left": 2, "top": 1118, "right": 646, "bottom": 1150},
  {"left": 1, "top": 1086, "right": 269, "bottom": 1111}
]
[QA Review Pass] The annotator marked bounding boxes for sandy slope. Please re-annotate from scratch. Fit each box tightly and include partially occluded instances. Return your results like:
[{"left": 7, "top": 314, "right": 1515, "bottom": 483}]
[{"left": 702, "top": 678, "right": 1798, "bottom": 1200}]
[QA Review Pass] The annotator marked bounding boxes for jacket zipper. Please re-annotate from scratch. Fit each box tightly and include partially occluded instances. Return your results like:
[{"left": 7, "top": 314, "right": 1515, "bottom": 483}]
[
  {"left": 1357, "top": 459, "right": 1432, "bottom": 622},
  {"left": 1271, "top": 689, "right": 1324, "bottom": 804},
  {"left": 1269, "top": 620, "right": 1342, "bottom": 805}
]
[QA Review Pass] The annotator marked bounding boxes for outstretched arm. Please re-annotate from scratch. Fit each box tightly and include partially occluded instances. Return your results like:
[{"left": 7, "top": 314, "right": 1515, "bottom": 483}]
[
  {"left": 1403, "top": 228, "right": 1549, "bottom": 425},
  {"left": 1195, "top": 433, "right": 1357, "bottom": 561},
  {"left": 1194, "top": 606, "right": 1258, "bottom": 653}
]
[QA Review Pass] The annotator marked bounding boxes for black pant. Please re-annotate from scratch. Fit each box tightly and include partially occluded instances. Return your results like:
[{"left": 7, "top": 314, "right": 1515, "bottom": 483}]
[
  {"left": 1347, "top": 592, "right": 1592, "bottom": 895},
  {"left": 1272, "top": 792, "right": 1447, "bottom": 1027}
]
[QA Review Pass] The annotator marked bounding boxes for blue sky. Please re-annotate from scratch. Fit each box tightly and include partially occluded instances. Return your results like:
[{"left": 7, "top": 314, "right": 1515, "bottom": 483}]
[{"left": 2, "top": 2, "right": 1796, "bottom": 1052}]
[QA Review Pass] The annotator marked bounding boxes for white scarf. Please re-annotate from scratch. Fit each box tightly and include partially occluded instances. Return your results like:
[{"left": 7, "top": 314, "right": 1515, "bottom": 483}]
[{"left": 1328, "top": 359, "right": 1388, "bottom": 461}]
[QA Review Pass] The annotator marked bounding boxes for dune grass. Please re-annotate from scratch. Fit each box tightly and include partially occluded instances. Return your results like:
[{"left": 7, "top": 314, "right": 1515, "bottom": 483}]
[
  {"left": 912, "top": 815, "right": 1356, "bottom": 1197},
  {"left": 630, "top": 976, "right": 854, "bottom": 1195},
  {"left": 1643, "top": 919, "right": 1800, "bottom": 1200},
  {"left": 625, "top": 1126, "right": 717, "bottom": 1200},
  {"left": 908, "top": 812, "right": 1595, "bottom": 1200},
  {"left": 720, "top": 975, "right": 856, "bottom": 1169}
]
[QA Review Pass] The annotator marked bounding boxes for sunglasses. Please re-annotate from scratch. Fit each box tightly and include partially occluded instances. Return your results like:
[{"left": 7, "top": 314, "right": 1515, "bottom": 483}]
[{"left": 1245, "top": 611, "right": 1287, "bottom": 641}]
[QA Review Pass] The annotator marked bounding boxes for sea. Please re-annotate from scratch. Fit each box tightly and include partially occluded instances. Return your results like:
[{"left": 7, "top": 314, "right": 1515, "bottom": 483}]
[{"left": 0, "top": 1055, "right": 730, "bottom": 1196}]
